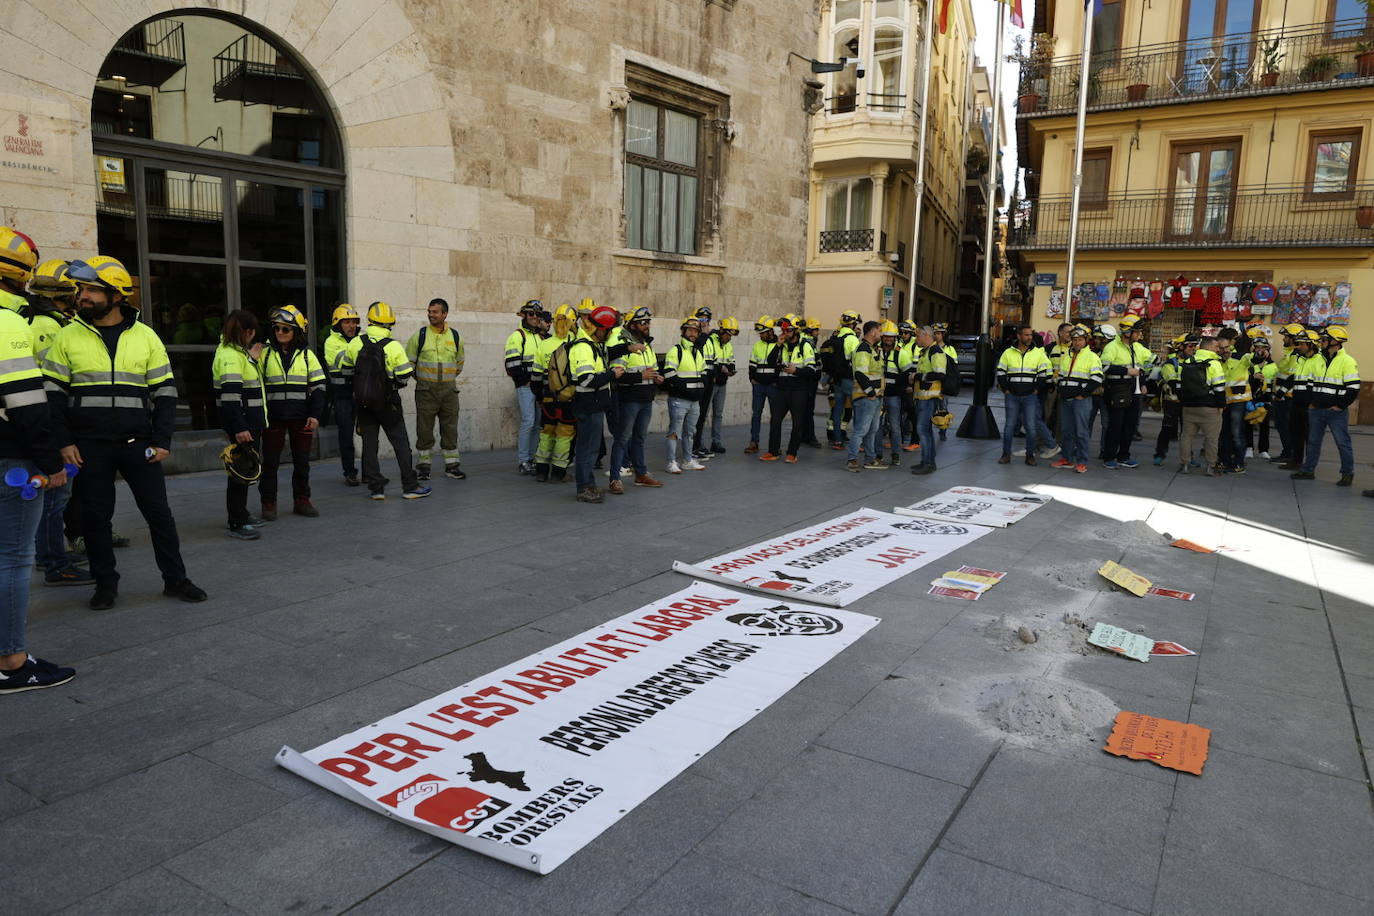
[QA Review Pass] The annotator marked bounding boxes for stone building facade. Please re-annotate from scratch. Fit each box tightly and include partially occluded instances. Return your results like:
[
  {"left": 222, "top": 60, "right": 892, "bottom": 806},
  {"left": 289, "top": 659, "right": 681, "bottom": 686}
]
[{"left": 0, "top": 0, "right": 818, "bottom": 466}]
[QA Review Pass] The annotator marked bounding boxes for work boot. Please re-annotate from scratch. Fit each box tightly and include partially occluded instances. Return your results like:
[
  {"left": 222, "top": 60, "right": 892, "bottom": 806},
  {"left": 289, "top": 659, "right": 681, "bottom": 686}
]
[
  {"left": 744, "top": 442, "right": 759, "bottom": 454},
  {"left": 260, "top": 502, "right": 277, "bottom": 522},
  {"left": 1337, "top": 474, "right": 1353, "bottom": 487},
  {"left": 576, "top": 486, "right": 604, "bottom": 504},
  {"left": 846, "top": 459, "right": 861, "bottom": 473},
  {"left": 416, "top": 463, "right": 431, "bottom": 481},
  {"left": 344, "top": 472, "right": 360, "bottom": 487},
  {"left": 293, "top": 499, "right": 320, "bottom": 518},
  {"left": 1290, "top": 470, "right": 1315, "bottom": 480},
  {"left": 608, "top": 479, "right": 624, "bottom": 495},
  {"left": 1362, "top": 489, "right": 1374, "bottom": 498},
  {"left": 445, "top": 465, "right": 466, "bottom": 480},
  {"left": 634, "top": 474, "right": 663, "bottom": 487},
  {"left": 549, "top": 466, "right": 567, "bottom": 483},
  {"left": 1025, "top": 455, "right": 1038, "bottom": 466},
  {"left": 534, "top": 462, "right": 550, "bottom": 482},
  {"left": 910, "top": 463, "right": 935, "bottom": 475}
]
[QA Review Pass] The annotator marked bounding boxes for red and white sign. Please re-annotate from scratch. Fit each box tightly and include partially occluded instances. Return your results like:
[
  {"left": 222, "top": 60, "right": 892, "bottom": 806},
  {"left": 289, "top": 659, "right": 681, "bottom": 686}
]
[
  {"left": 1150, "top": 641, "right": 1197, "bottom": 657},
  {"left": 895, "top": 485, "right": 1051, "bottom": 528},
  {"left": 672, "top": 508, "right": 992, "bottom": 606},
  {"left": 278, "top": 584, "right": 876, "bottom": 873}
]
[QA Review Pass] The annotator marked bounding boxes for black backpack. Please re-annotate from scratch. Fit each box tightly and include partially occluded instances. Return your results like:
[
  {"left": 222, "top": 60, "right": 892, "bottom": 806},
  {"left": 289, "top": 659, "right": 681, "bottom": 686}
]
[
  {"left": 1178, "top": 357, "right": 1212, "bottom": 405},
  {"left": 352, "top": 336, "right": 392, "bottom": 410},
  {"left": 818, "top": 330, "right": 850, "bottom": 379}
]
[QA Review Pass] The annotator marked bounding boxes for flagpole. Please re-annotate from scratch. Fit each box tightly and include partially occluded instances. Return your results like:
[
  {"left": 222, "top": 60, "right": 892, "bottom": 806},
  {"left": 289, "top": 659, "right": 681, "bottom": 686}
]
[
  {"left": 904, "top": 0, "right": 936, "bottom": 323},
  {"left": 1064, "top": 0, "right": 1095, "bottom": 313},
  {"left": 957, "top": 0, "right": 1004, "bottom": 439}
]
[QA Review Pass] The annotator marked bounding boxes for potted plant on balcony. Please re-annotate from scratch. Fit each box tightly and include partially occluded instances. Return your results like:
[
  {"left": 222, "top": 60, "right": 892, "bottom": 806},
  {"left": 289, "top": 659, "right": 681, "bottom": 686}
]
[
  {"left": 1124, "top": 55, "right": 1150, "bottom": 101},
  {"left": 1355, "top": 42, "right": 1374, "bottom": 78},
  {"left": 1069, "top": 66, "right": 1103, "bottom": 104},
  {"left": 1300, "top": 51, "right": 1338, "bottom": 83},
  {"left": 1013, "top": 33, "right": 1056, "bottom": 112},
  {"left": 1259, "top": 37, "right": 1284, "bottom": 86},
  {"left": 1357, "top": 204, "right": 1374, "bottom": 230}
]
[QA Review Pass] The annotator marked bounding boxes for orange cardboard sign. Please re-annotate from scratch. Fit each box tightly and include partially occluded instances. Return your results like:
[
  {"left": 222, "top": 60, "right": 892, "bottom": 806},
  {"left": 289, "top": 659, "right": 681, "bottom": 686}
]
[
  {"left": 1170, "top": 539, "right": 1215, "bottom": 553},
  {"left": 1103, "top": 711, "right": 1211, "bottom": 775}
]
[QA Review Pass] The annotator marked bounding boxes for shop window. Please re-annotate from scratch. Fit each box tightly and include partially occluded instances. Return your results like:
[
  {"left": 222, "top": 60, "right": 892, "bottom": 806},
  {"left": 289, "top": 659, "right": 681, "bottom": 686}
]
[
  {"left": 623, "top": 63, "right": 728, "bottom": 258},
  {"left": 91, "top": 12, "right": 344, "bottom": 434},
  {"left": 1306, "top": 129, "right": 1361, "bottom": 200}
]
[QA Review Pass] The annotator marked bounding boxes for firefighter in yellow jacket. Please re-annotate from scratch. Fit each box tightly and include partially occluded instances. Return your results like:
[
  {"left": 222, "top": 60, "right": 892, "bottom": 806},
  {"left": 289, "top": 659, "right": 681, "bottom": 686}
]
[
  {"left": 405, "top": 297, "right": 466, "bottom": 481},
  {"left": 344, "top": 302, "right": 429, "bottom": 500},
  {"left": 261, "top": 305, "right": 326, "bottom": 518},
  {"left": 212, "top": 309, "right": 268, "bottom": 540}
]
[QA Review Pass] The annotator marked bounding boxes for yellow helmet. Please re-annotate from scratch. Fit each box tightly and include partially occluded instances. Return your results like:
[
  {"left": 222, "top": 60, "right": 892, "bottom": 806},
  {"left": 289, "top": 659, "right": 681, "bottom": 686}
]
[
  {"left": 805, "top": 317, "right": 822, "bottom": 331},
  {"left": 840, "top": 310, "right": 861, "bottom": 325},
  {"left": 1119, "top": 314, "right": 1143, "bottom": 331},
  {"left": 680, "top": 317, "right": 701, "bottom": 331},
  {"left": 719, "top": 316, "right": 739, "bottom": 332},
  {"left": 331, "top": 304, "right": 359, "bottom": 325},
  {"left": 27, "top": 259, "right": 75, "bottom": 298},
  {"left": 69, "top": 256, "right": 135, "bottom": 298},
  {"left": 1322, "top": 326, "right": 1349, "bottom": 342},
  {"left": 1244, "top": 404, "right": 1268, "bottom": 425},
  {"left": 1245, "top": 326, "right": 1268, "bottom": 340},
  {"left": 577, "top": 297, "right": 596, "bottom": 316},
  {"left": 1300, "top": 329, "right": 1322, "bottom": 344},
  {"left": 880, "top": 320, "right": 898, "bottom": 336},
  {"left": 367, "top": 301, "right": 396, "bottom": 325},
  {"left": 270, "top": 304, "right": 308, "bottom": 332},
  {"left": 1281, "top": 323, "right": 1305, "bottom": 337},
  {"left": 554, "top": 303, "right": 577, "bottom": 322},
  {"left": 754, "top": 315, "right": 774, "bottom": 331},
  {"left": 932, "top": 409, "right": 954, "bottom": 429},
  {"left": 0, "top": 227, "right": 38, "bottom": 283},
  {"left": 1169, "top": 332, "right": 1189, "bottom": 349}
]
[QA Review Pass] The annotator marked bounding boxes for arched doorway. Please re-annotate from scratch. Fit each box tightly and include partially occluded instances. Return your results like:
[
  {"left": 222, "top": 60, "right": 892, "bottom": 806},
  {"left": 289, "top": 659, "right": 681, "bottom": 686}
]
[{"left": 92, "top": 12, "right": 345, "bottom": 434}]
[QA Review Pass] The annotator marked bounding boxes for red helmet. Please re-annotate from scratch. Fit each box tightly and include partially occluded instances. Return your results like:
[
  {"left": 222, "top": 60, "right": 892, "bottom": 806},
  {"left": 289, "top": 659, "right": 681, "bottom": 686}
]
[{"left": 588, "top": 305, "right": 619, "bottom": 329}]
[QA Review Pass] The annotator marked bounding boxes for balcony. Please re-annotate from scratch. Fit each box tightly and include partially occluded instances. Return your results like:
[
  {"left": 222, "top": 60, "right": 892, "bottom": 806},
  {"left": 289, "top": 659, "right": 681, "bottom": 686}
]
[
  {"left": 1018, "top": 18, "right": 1374, "bottom": 117},
  {"left": 819, "top": 228, "right": 875, "bottom": 253},
  {"left": 98, "top": 19, "right": 185, "bottom": 88},
  {"left": 1008, "top": 184, "right": 1374, "bottom": 250},
  {"left": 213, "top": 34, "right": 317, "bottom": 110}
]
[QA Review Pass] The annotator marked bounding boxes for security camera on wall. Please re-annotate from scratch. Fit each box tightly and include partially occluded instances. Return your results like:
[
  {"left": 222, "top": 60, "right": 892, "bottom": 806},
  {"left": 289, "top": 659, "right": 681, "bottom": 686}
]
[{"left": 843, "top": 57, "right": 866, "bottom": 79}]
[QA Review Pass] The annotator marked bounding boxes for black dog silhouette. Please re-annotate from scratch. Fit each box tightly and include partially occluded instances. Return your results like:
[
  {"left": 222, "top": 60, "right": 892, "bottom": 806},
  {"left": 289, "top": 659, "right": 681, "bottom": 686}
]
[{"left": 464, "top": 752, "right": 530, "bottom": 792}]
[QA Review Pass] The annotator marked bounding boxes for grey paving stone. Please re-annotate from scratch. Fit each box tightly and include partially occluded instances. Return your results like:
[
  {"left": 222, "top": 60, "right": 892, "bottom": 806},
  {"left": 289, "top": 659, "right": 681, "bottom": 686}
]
[
  {"left": 625, "top": 851, "right": 853, "bottom": 915},
  {"left": 939, "top": 745, "right": 1172, "bottom": 911},
  {"left": 1054, "top": 641, "right": 1201, "bottom": 704},
  {"left": 1352, "top": 703, "right": 1374, "bottom": 751},
  {"left": 1152, "top": 841, "right": 1371, "bottom": 915},
  {"left": 694, "top": 745, "right": 965, "bottom": 915},
  {"left": 893, "top": 848, "right": 1135, "bottom": 916},
  {"left": 392, "top": 625, "right": 573, "bottom": 694},
  {"left": 347, "top": 860, "right": 545, "bottom": 915},
  {"left": 1200, "top": 600, "right": 1333, "bottom": 650},
  {"left": 4, "top": 680, "right": 285, "bottom": 802},
  {"left": 1196, "top": 626, "right": 1345, "bottom": 703},
  {"left": 1343, "top": 669, "right": 1374, "bottom": 710},
  {"left": 163, "top": 791, "right": 446, "bottom": 915},
  {"left": 61, "top": 865, "right": 242, "bottom": 915},
  {"left": 693, "top": 690, "right": 852, "bottom": 792},
  {"left": 0, "top": 777, "right": 39, "bottom": 820},
  {"left": 1167, "top": 746, "right": 1374, "bottom": 901},
  {"left": 0, "top": 754, "right": 287, "bottom": 911},
  {"left": 792, "top": 631, "right": 919, "bottom": 708}
]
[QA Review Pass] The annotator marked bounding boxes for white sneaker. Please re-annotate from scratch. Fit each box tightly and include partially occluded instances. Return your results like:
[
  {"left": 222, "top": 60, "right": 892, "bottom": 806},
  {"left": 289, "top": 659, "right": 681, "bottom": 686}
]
[
  {"left": 1259, "top": 451, "right": 1271, "bottom": 460},
  {"left": 619, "top": 466, "right": 633, "bottom": 478},
  {"left": 667, "top": 462, "right": 683, "bottom": 475},
  {"left": 683, "top": 459, "right": 707, "bottom": 471},
  {"left": 1244, "top": 448, "right": 1254, "bottom": 459},
  {"left": 1039, "top": 444, "right": 1062, "bottom": 459},
  {"left": 1012, "top": 448, "right": 1026, "bottom": 457}
]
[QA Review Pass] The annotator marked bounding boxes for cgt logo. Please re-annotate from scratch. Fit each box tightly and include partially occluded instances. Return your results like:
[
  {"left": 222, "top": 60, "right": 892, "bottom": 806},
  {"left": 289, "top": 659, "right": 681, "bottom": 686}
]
[{"left": 378, "top": 774, "right": 509, "bottom": 834}]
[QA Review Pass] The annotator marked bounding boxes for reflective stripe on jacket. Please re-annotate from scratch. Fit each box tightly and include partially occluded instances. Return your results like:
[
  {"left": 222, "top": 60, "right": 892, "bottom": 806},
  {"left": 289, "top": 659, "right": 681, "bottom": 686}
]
[
  {"left": 405, "top": 325, "right": 465, "bottom": 387},
  {"left": 212, "top": 343, "right": 267, "bottom": 434},
  {"left": 1306, "top": 350, "right": 1360, "bottom": 409},
  {"left": 262, "top": 345, "right": 326, "bottom": 421},
  {"left": 1056, "top": 348, "right": 1104, "bottom": 400}
]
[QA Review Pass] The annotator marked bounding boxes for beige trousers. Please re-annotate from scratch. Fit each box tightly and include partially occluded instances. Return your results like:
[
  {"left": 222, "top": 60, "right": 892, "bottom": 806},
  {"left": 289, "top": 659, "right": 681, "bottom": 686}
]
[{"left": 1179, "top": 406, "right": 1222, "bottom": 468}]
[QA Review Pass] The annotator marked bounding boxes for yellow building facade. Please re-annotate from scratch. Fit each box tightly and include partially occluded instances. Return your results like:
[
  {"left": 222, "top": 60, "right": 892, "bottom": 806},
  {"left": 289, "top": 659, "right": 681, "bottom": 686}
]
[
  {"left": 1012, "top": 0, "right": 1374, "bottom": 421},
  {"left": 804, "top": 0, "right": 978, "bottom": 330}
]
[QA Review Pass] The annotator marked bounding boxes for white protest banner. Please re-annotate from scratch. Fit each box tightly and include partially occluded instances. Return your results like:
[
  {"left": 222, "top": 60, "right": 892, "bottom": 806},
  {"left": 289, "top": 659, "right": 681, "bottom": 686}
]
[
  {"left": 671, "top": 508, "right": 992, "bottom": 607},
  {"left": 278, "top": 584, "right": 875, "bottom": 874},
  {"left": 894, "top": 485, "right": 1051, "bottom": 528}
]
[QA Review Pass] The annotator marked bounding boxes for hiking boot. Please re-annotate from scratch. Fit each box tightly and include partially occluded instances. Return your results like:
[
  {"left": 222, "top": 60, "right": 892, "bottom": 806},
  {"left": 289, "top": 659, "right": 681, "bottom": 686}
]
[
  {"left": 910, "top": 463, "right": 935, "bottom": 475},
  {"left": 89, "top": 586, "right": 117, "bottom": 610},
  {"left": 0, "top": 657, "right": 75, "bottom": 694},
  {"left": 1025, "top": 455, "right": 1038, "bottom": 466},
  {"left": 576, "top": 486, "right": 604, "bottom": 504},
  {"left": 260, "top": 502, "right": 277, "bottom": 522},
  {"left": 344, "top": 473, "right": 360, "bottom": 487},
  {"left": 43, "top": 566, "right": 94, "bottom": 587},
  {"left": 759, "top": 453, "right": 780, "bottom": 462},
  {"left": 164, "top": 579, "right": 208, "bottom": 602},
  {"left": 416, "top": 464, "right": 431, "bottom": 481},
  {"left": 998, "top": 455, "right": 1011, "bottom": 464},
  {"left": 608, "top": 479, "right": 625, "bottom": 495},
  {"left": 293, "top": 499, "right": 320, "bottom": 517},
  {"left": 445, "top": 465, "right": 466, "bottom": 480},
  {"left": 711, "top": 444, "right": 727, "bottom": 454},
  {"left": 635, "top": 474, "right": 663, "bottom": 487},
  {"left": 1337, "top": 474, "right": 1353, "bottom": 487},
  {"left": 549, "top": 466, "right": 568, "bottom": 483},
  {"left": 228, "top": 525, "right": 261, "bottom": 541},
  {"left": 846, "top": 459, "right": 861, "bottom": 473},
  {"left": 403, "top": 486, "right": 432, "bottom": 499},
  {"left": 744, "top": 442, "right": 759, "bottom": 454},
  {"left": 1290, "top": 470, "right": 1315, "bottom": 480}
]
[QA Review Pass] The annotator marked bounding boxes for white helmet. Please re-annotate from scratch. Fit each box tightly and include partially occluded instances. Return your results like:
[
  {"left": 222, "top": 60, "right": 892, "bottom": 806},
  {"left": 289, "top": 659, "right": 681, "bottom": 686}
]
[{"left": 1094, "top": 324, "right": 1118, "bottom": 341}]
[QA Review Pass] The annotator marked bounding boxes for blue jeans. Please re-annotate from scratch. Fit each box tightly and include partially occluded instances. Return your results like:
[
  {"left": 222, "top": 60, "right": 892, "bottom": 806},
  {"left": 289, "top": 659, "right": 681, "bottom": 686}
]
[
  {"left": 1304, "top": 407, "right": 1354, "bottom": 475},
  {"left": 829, "top": 377, "right": 854, "bottom": 442},
  {"left": 612, "top": 399, "right": 654, "bottom": 476},
  {"left": 573, "top": 409, "right": 605, "bottom": 489},
  {"left": 1, "top": 460, "right": 44, "bottom": 655},
  {"left": 1223, "top": 403, "right": 1248, "bottom": 468},
  {"left": 516, "top": 385, "right": 538, "bottom": 463},
  {"left": 847, "top": 397, "right": 881, "bottom": 461},
  {"left": 1002, "top": 393, "right": 1045, "bottom": 457},
  {"left": 883, "top": 395, "right": 904, "bottom": 453},
  {"left": 750, "top": 383, "right": 773, "bottom": 443},
  {"left": 667, "top": 397, "right": 700, "bottom": 465},
  {"left": 1062, "top": 396, "right": 1092, "bottom": 465},
  {"left": 35, "top": 481, "right": 73, "bottom": 574},
  {"left": 708, "top": 383, "right": 728, "bottom": 447},
  {"left": 334, "top": 396, "right": 356, "bottom": 476},
  {"left": 916, "top": 398, "right": 938, "bottom": 466}
]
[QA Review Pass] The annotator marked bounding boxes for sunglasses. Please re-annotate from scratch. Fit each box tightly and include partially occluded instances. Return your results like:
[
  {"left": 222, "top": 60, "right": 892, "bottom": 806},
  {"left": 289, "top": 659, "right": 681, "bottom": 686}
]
[{"left": 273, "top": 325, "right": 295, "bottom": 333}]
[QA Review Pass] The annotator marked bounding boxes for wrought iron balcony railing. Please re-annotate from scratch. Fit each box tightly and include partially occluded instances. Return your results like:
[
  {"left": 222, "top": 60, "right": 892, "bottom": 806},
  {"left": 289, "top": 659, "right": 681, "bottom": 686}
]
[
  {"left": 1018, "top": 17, "right": 1374, "bottom": 116},
  {"left": 98, "top": 19, "right": 185, "bottom": 87},
  {"left": 819, "top": 228, "right": 875, "bottom": 252},
  {"left": 1008, "top": 183, "right": 1374, "bottom": 250},
  {"left": 213, "top": 34, "right": 316, "bottom": 110}
]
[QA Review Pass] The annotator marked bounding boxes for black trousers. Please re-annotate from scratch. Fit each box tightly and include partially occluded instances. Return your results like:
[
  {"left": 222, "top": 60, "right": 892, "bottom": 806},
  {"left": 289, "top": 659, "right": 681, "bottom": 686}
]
[
  {"left": 261, "top": 419, "right": 314, "bottom": 504},
  {"left": 768, "top": 386, "right": 808, "bottom": 456},
  {"left": 694, "top": 380, "right": 715, "bottom": 446},
  {"left": 73, "top": 438, "right": 187, "bottom": 588},
  {"left": 802, "top": 376, "right": 820, "bottom": 443},
  {"left": 1154, "top": 402, "right": 1180, "bottom": 459},
  {"left": 358, "top": 399, "right": 417, "bottom": 493},
  {"left": 1104, "top": 399, "right": 1141, "bottom": 461},
  {"left": 1287, "top": 400, "right": 1310, "bottom": 466}
]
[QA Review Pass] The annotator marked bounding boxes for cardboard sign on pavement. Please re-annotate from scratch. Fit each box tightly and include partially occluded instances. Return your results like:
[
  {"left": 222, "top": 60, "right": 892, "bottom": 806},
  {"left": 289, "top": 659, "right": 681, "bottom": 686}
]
[
  {"left": 1098, "top": 561, "right": 1151, "bottom": 597},
  {"left": 1104, "top": 711, "right": 1211, "bottom": 775},
  {"left": 1151, "top": 641, "right": 1197, "bottom": 657},
  {"left": 1088, "top": 622, "right": 1153, "bottom": 662}
]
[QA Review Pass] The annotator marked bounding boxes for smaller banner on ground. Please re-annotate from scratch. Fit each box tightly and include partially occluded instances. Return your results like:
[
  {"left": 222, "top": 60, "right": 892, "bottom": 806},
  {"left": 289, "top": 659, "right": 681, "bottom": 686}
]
[
  {"left": 673, "top": 509, "right": 992, "bottom": 607},
  {"left": 894, "top": 485, "right": 1051, "bottom": 528},
  {"left": 1104, "top": 711, "right": 1211, "bottom": 775},
  {"left": 278, "top": 584, "right": 875, "bottom": 874},
  {"left": 1088, "top": 622, "right": 1153, "bottom": 663}
]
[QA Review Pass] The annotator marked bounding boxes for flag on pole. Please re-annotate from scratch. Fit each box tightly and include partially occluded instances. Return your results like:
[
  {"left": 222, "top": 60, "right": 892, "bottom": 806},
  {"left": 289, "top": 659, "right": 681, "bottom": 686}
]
[
  {"left": 938, "top": 0, "right": 952, "bottom": 34},
  {"left": 999, "top": 0, "right": 1025, "bottom": 29}
]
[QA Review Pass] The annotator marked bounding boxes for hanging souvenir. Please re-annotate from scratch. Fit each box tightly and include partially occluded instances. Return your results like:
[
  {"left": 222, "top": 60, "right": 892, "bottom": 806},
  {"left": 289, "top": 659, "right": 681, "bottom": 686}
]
[
  {"left": 1331, "top": 281, "right": 1352, "bottom": 325},
  {"left": 1272, "top": 284, "right": 1294, "bottom": 325},
  {"left": 1046, "top": 288, "right": 1065, "bottom": 318},
  {"left": 1309, "top": 284, "right": 1333, "bottom": 326},
  {"left": 1199, "top": 285, "right": 1224, "bottom": 324},
  {"left": 1111, "top": 278, "right": 1130, "bottom": 317},
  {"left": 1186, "top": 284, "right": 1206, "bottom": 309},
  {"left": 1221, "top": 284, "right": 1239, "bottom": 321},
  {"left": 1292, "top": 283, "right": 1313, "bottom": 325}
]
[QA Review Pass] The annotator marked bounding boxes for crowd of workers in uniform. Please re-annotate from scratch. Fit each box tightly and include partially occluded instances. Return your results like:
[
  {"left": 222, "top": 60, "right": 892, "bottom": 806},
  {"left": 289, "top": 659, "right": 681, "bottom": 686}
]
[{"left": 0, "top": 218, "right": 1364, "bottom": 692}]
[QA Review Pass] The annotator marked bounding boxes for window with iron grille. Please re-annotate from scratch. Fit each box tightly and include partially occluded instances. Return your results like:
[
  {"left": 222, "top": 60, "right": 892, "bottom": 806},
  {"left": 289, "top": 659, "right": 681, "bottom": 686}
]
[{"left": 623, "top": 64, "right": 728, "bottom": 257}]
